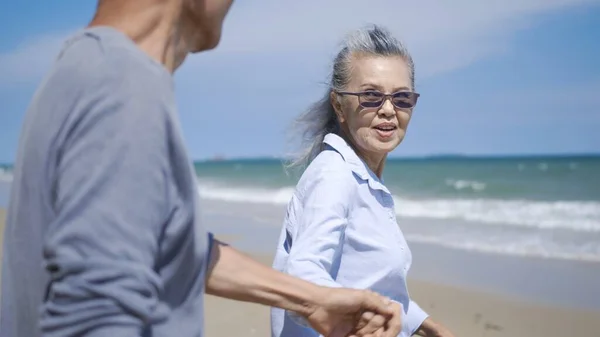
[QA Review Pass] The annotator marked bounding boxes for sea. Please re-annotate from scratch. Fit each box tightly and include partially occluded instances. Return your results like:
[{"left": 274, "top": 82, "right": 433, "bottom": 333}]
[
  {"left": 1, "top": 155, "right": 600, "bottom": 262},
  {"left": 192, "top": 155, "right": 600, "bottom": 262}
]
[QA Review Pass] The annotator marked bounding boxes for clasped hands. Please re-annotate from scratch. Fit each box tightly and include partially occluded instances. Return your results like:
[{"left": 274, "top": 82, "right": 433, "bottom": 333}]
[{"left": 301, "top": 286, "right": 403, "bottom": 337}]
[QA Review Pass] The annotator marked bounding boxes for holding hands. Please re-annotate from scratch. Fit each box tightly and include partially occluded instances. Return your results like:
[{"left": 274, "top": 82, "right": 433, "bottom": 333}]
[{"left": 302, "top": 287, "right": 402, "bottom": 337}]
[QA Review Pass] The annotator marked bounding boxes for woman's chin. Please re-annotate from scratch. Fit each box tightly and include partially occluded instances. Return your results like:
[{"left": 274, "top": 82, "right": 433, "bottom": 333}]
[
  {"left": 368, "top": 140, "right": 401, "bottom": 155},
  {"left": 375, "top": 134, "right": 403, "bottom": 151}
]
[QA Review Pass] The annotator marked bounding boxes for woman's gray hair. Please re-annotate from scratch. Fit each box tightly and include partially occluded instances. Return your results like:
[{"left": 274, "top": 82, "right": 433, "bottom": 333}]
[{"left": 286, "top": 24, "right": 415, "bottom": 171}]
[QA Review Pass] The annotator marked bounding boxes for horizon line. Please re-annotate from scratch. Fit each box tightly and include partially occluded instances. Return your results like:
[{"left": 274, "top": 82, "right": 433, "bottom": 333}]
[
  {"left": 191, "top": 152, "right": 600, "bottom": 164},
  {"left": 1, "top": 152, "right": 599, "bottom": 167}
]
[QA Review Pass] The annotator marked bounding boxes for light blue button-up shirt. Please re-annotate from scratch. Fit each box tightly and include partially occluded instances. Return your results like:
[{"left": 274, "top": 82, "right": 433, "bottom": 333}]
[{"left": 271, "top": 133, "right": 428, "bottom": 337}]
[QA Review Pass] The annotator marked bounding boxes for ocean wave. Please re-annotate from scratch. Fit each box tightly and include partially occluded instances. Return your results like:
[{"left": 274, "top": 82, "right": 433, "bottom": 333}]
[
  {"left": 197, "top": 184, "right": 295, "bottom": 205},
  {"left": 0, "top": 168, "right": 13, "bottom": 182},
  {"left": 405, "top": 233, "right": 600, "bottom": 262},
  {"left": 196, "top": 183, "right": 600, "bottom": 232},
  {"left": 393, "top": 197, "right": 600, "bottom": 232},
  {"left": 445, "top": 179, "right": 486, "bottom": 192}
]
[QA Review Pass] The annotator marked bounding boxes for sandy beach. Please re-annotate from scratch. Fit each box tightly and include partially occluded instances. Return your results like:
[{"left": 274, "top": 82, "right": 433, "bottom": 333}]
[
  {"left": 204, "top": 252, "right": 600, "bottom": 337},
  {"left": 2, "top": 207, "right": 600, "bottom": 336}
]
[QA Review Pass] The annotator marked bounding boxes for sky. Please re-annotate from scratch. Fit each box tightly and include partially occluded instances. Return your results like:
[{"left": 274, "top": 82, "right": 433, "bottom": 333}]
[{"left": 0, "top": 1, "right": 599, "bottom": 163}]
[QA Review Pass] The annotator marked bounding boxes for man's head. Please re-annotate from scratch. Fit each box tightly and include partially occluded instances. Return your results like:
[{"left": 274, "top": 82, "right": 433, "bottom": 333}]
[{"left": 92, "top": 0, "right": 234, "bottom": 69}]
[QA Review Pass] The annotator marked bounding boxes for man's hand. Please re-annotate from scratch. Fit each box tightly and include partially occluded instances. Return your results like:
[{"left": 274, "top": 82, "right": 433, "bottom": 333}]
[
  {"left": 305, "top": 288, "right": 402, "bottom": 337},
  {"left": 415, "top": 317, "right": 455, "bottom": 337}
]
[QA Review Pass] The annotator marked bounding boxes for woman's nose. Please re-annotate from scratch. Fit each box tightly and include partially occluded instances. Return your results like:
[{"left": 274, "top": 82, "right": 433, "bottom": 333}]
[{"left": 378, "top": 98, "right": 396, "bottom": 116}]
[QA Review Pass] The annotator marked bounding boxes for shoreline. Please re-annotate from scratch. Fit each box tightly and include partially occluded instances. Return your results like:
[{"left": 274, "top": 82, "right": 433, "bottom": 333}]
[
  {"left": 198, "top": 199, "right": 600, "bottom": 311},
  {"left": 3, "top": 208, "right": 600, "bottom": 336}
]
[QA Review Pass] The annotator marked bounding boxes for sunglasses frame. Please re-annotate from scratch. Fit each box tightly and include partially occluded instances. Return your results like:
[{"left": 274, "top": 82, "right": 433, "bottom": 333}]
[{"left": 335, "top": 90, "right": 420, "bottom": 109}]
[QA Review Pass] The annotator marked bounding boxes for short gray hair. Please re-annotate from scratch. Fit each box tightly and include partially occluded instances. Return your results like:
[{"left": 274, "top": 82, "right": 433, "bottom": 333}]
[{"left": 286, "top": 24, "right": 415, "bottom": 171}]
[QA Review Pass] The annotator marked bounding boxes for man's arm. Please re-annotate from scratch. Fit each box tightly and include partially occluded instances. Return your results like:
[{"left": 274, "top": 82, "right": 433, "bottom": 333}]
[
  {"left": 205, "top": 240, "right": 320, "bottom": 317},
  {"left": 205, "top": 240, "right": 402, "bottom": 337},
  {"left": 40, "top": 72, "right": 174, "bottom": 337}
]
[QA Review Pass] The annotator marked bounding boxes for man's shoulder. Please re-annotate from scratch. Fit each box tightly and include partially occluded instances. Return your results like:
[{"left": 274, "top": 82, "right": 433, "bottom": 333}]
[
  {"left": 33, "top": 28, "right": 176, "bottom": 129},
  {"left": 49, "top": 27, "right": 173, "bottom": 103}
]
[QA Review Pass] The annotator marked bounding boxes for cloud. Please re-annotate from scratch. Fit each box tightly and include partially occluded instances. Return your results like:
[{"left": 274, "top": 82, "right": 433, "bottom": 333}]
[
  {"left": 0, "top": 32, "right": 68, "bottom": 86},
  {"left": 217, "top": 0, "right": 585, "bottom": 52},
  {"left": 0, "top": 0, "right": 598, "bottom": 87},
  {"left": 202, "top": 0, "right": 599, "bottom": 76}
]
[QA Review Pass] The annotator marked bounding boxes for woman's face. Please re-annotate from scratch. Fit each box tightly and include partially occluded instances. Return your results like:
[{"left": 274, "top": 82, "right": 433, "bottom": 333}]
[{"left": 332, "top": 54, "right": 416, "bottom": 161}]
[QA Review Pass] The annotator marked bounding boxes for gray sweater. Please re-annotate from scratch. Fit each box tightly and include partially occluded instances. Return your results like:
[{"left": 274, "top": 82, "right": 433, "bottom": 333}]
[{"left": 1, "top": 27, "right": 212, "bottom": 337}]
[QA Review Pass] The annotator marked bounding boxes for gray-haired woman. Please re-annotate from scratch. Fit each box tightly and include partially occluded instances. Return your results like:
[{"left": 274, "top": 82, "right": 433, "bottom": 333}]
[{"left": 271, "top": 25, "right": 455, "bottom": 337}]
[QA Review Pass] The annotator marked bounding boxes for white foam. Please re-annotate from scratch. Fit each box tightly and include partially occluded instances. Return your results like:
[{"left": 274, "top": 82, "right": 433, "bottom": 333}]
[
  {"left": 0, "top": 168, "right": 12, "bottom": 182},
  {"left": 445, "top": 179, "right": 486, "bottom": 191},
  {"left": 197, "top": 184, "right": 294, "bottom": 205},
  {"left": 394, "top": 197, "right": 600, "bottom": 232},
  {"left": 405, "top": 233, "right": 600, "bottom": 262},
  {"left": 196, "top": 182, "right": 600, "bottom": 233}
]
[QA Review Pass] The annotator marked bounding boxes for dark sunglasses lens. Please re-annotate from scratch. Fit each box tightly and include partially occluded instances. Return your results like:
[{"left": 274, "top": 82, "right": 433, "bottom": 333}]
[
  {"left": 361, "top": 100, "right": 383, "bottom": 108},
  {"left": 393, "top": 93, "right": 416, "bottom": 108},
  {"left": 360, "top": 92, "right": 384, "bottom": 108}
]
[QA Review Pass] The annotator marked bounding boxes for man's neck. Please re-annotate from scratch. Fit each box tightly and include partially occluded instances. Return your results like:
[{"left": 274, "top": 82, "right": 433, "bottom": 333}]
[{"left": 88, "top": 0, "right": 190, "bottom": 72}]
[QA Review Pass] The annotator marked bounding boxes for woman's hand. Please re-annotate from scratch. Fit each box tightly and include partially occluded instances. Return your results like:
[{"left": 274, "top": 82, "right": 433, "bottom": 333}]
[{"left": 414, "top": 317, "right": 455, "bottom": 337}]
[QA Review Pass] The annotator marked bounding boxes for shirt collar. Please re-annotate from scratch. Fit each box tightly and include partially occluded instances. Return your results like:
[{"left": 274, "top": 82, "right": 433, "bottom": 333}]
[{"left": 322, "top": 133, "right": 391, "bottom": 194}]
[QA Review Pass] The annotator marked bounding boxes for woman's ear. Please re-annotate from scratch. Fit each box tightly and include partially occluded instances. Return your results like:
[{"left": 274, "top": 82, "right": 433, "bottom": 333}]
[{"left": 330, "top": 91, "right": 346, "bottom": 123}]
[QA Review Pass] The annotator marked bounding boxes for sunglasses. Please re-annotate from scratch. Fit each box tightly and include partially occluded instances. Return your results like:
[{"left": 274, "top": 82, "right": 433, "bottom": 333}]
[{"left": 335, "top": 90, "right": 420, "bottom": 109}]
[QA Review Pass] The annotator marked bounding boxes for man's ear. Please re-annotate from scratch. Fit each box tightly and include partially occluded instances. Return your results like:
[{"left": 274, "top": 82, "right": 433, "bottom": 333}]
[{"left": 330, "top": 91, "right": 346, "bottom": 123}]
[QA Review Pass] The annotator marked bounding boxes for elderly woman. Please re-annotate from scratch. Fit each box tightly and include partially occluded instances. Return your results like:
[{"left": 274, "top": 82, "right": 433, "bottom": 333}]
[{"left": 271, "top": 26, "right": 454, "bottom": 337}]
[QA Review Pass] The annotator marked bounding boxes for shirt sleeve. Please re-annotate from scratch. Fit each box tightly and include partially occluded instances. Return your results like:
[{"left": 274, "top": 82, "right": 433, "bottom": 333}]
[
  {"left": 405, "top": 300, "right": 429, "bottom": 336},
  {"left": 284, "top": 166, "right": 354, "bottom": 327},
  {"left": 284, "top": 167, "right": 354, "bottom": 288},
  {"left": 39, "top": 76, "right": 175, "bottom": 337}
]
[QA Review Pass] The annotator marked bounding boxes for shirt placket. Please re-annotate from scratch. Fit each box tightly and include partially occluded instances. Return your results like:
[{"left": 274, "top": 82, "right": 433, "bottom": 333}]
[
  {"left": 381, "top": 191, "right": 410, "bottom": 275},
  {"left": 380, "top": 192, "right": 401, "bottom": 244}
]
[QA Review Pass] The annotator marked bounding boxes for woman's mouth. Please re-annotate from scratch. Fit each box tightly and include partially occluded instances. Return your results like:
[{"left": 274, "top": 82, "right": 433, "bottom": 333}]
[{"left": 373, "top": 124, "right": 397, "bottom": 138}]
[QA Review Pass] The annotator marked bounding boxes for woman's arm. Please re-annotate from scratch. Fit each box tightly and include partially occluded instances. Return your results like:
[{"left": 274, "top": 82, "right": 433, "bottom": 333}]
[
  {"left": 405, "top": 300, "right": 429, "bottom": 335},
  {"left": 408, "top": 301, "right": 454, "bottom": 337},
  {"left": 285, "top": 167, "right": 354, "bottom": 287},
  {"left": 414, "top": 317, "right": 455, "bottom": 337}
]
